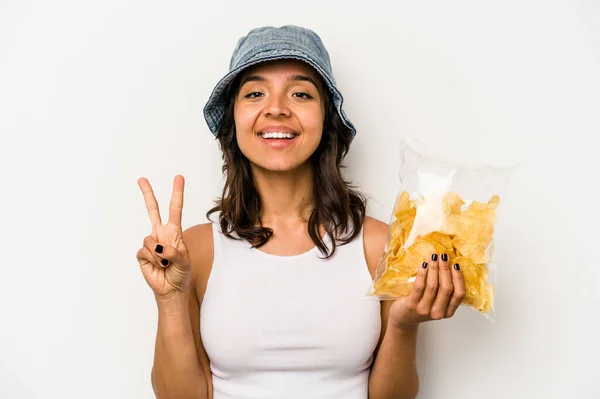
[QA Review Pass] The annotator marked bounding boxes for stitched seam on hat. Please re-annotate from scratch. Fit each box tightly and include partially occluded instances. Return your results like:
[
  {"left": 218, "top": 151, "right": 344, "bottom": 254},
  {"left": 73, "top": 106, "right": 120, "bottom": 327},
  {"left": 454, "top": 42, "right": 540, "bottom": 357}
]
[
  {"left": 240, "top": 40, "right": 326, "bottom": 61},
  {"left": 243, "top": 48, "right": 328, "bottom": 70}
]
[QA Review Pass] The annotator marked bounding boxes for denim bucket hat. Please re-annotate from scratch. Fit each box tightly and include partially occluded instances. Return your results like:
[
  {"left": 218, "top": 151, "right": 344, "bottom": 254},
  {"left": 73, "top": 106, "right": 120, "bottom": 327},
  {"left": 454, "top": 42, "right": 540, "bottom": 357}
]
[{"left": 203, "top": 25, "right": 356, "bottom": 138}]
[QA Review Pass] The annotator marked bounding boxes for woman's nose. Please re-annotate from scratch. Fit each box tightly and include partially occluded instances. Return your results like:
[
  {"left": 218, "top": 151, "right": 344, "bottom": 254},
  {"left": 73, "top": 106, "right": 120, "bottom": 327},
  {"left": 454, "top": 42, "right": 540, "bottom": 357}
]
[{"left": 263, "top": 92, "right": 291, "bottom": 117}]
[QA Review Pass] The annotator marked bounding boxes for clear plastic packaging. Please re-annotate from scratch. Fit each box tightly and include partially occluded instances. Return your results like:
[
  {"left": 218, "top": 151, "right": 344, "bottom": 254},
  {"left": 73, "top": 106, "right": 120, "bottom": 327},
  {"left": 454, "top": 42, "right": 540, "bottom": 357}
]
[{"left": 369, "top": 139, "right": 515, "bottom": 322}]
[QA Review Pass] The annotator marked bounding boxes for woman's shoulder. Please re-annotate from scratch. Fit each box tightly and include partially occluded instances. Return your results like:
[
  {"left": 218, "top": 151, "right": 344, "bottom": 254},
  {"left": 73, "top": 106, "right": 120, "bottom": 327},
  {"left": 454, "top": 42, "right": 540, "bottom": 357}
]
[
  {"left": 183, "top": 222, "right": 214, "bottom": 259},
  {"left": 362, "top": 216, "right": 389, "bottom": 278},
  {"left": 363, "top": 215, "right": 388, "bottom": 243},
  {"left": 182, "top": 223, "right": 214, "bottom": 301}
]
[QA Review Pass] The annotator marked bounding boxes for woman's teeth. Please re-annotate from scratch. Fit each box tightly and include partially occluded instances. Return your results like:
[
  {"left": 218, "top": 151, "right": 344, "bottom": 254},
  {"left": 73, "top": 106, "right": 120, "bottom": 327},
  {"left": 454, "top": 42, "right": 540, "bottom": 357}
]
[{"left": 260, "top": 132, "right": 296, "bottom": 139}]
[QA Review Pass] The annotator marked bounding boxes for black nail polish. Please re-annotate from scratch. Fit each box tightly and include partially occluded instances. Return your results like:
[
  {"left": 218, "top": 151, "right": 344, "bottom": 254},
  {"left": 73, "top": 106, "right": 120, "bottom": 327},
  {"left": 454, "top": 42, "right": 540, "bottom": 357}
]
[
  {"left": 155, "top": 244, "right": 163, "bottom": 254},
  {"left": 454, "top": 263, "right": 460, "bottom": 271},
  {"left": 431, "top": 254, "right": 438, "bottom": 261},
  {"left": 422, "top": 262, "right": 428, "bottom": 268},
  {"left": 161, "top": 259, "right": 169, "bottom": 266},
  {"left": 441, "top": 253, "right": 448, "bottom": 262}
]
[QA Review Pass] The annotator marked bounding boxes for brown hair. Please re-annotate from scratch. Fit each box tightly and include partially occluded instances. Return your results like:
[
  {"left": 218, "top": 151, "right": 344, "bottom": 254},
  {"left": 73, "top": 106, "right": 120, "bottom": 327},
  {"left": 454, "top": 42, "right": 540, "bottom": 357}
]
[{"left": 207, "top": 70, "right": 366, "bottom": 258}]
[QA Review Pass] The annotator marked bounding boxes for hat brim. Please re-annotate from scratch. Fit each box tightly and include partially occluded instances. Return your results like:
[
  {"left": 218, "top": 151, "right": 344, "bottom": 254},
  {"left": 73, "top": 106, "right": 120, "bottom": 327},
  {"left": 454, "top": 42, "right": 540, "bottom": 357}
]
[{"left": 203, "top": 48, "right": 356, "bottom": 137}]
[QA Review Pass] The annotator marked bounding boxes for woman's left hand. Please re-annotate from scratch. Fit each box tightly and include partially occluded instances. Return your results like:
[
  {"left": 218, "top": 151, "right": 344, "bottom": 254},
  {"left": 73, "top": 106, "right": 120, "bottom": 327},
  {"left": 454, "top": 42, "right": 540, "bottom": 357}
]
[{"left": 388, "top": 252, "right": 466, "bottom": 329}]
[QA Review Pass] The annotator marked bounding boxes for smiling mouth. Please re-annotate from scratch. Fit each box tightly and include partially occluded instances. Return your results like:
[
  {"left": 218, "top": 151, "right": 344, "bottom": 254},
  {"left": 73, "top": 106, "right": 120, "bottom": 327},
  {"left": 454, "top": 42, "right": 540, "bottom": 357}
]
[{"left": 258, "top": 132, "right": 299, "bottom": 140}]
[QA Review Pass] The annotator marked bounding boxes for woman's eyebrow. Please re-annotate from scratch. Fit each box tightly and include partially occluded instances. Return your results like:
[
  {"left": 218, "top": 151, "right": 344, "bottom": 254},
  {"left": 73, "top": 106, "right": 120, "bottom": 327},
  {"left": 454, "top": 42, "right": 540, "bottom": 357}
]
[
  {"left": 290, "top": 74, "right": 319, "bottom": 90},
  {"left": 240, "top": 75, "right": 265, "bottom": 87},
  {"left": 239, "top": 74, "right": 320, "bottom": 90}
]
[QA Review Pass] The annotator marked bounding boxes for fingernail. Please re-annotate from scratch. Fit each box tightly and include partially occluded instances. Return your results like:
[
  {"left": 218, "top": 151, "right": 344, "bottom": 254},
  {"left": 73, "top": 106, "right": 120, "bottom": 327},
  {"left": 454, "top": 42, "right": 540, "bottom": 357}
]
[
  {"left": 422, "top": 262, "right": 428, "bottom": 268},
  {"left": 155, "top": 245, "right": 163, "bottom": 254},
  {"left": 441, "top": 253, "right": 448, "bottom": 262},
  {"left": 454, "top": 263, "right": 460, "bottom": 270},
  {"left": 431, "top": 254, "right": 438, "bottom": 261},
  {"left": 161, "top": 259, "right": 169, "bottom": 266}
]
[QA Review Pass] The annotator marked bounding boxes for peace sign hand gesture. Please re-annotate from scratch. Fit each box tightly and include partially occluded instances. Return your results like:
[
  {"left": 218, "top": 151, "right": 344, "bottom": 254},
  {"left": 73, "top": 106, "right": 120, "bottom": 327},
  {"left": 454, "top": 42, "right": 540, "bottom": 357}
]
[{"left": 136, "top": 175, "right": 192, "bottom": 298}]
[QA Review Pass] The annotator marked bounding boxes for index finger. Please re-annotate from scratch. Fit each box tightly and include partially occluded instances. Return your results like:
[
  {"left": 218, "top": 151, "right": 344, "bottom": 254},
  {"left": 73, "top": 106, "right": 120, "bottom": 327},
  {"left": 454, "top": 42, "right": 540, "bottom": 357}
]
[
  {"left": 407, "top": 261, "right": 429, "bottom": 308},
  {"left": 168, "top": 175, "right": 185, "bottom": 227},
  {"left": 138, "top": 177, "right": 162, "bottom": 228}
]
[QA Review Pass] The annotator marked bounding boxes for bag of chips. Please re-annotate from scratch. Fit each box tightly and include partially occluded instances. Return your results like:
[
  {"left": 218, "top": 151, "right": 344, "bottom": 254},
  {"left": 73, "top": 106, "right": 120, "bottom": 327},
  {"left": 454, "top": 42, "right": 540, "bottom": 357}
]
[{"left": 370, "top": 139, "right": 515, "bottom": 322}]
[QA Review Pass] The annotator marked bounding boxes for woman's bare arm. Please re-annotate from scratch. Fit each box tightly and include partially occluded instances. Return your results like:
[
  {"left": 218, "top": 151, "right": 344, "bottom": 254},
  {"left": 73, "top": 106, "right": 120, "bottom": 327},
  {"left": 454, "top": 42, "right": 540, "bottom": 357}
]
[
  {"left": 151, "top": 223, "right": 214, "bottom": 399},
  {"left": 363, "top": 217, "right": 419, "bottom": 399}
]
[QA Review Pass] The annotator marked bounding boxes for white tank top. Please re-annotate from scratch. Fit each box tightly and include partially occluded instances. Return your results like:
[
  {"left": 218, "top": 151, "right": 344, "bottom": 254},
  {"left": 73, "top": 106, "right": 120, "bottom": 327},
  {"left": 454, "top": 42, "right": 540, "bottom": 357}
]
[{"left": 200, "top": 221, "right": 382, "bottom": 399}]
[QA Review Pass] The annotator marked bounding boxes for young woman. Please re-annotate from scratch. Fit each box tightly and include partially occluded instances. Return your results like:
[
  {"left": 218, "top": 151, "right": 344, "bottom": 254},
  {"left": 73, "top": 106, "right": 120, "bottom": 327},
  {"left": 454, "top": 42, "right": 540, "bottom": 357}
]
[{"left": 136, "top": 25, "right": 465, "bottom": 399}]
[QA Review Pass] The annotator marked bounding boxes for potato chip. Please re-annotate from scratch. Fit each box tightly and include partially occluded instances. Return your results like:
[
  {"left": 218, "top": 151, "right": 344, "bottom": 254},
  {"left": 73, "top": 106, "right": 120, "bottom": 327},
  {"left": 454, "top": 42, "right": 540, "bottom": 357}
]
[
  {"left": 451, "top": 197, "right": 499, "bottom": 264},
  {"left": 419, "top": 231, "right": 453, "bottom": 253},
  {"left": 392, "top": 193, "right": 417, "bottom": 248},
  {"left": 487, "top": 195, "right": 500, "bottom": 210},
  {"left": 454, "top": 256, "right": 491, "bottom": 310},
  {"left": 443, "top": 214, "right": 460, "bottom": 236},
  {"left": 443, "top": 191, "right": 465, "bottom": 215},
  {"left": 393, "top": 191, "right": 412, "bottom": 218},
  {"left": 440, "top": 192, "right": 464, "bottom": 236},
  {"left": 388, "top": 221, "right": 403, "bottom": 255},
  {"left": 373, "top": 269, "right": 413, "bottom": 297}
]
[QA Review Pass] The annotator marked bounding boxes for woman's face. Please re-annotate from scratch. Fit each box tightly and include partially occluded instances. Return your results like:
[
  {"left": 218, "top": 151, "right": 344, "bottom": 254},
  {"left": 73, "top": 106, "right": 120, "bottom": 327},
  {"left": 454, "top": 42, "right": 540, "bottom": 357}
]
[{"left": 233, "top": 59, "right": 325, "bottom": 172}]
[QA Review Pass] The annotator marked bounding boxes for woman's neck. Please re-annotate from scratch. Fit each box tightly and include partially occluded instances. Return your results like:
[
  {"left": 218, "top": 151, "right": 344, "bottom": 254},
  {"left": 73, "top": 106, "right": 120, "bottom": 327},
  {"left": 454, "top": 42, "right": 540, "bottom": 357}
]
[{"left": 252, "top": 162, "right": 315, "bottom": 227}]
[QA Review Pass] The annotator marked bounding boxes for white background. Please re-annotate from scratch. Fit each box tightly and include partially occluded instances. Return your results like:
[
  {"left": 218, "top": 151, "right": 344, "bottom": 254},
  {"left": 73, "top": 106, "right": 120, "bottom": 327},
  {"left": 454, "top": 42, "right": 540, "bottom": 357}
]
[{"left": 1, "top": 0, "right": 599, "bottom": 398}]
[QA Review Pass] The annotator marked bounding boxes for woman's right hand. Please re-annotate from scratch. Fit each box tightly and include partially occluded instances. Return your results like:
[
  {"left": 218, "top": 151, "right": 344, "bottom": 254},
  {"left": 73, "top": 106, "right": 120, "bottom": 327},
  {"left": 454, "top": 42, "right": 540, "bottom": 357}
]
[{"left": 136, "top": 175, "right": 192, "bottom": 299}]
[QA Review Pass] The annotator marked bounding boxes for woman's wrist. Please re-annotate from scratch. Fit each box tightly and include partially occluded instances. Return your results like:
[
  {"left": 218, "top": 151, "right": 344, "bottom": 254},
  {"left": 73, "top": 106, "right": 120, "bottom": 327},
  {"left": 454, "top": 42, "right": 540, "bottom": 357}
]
[
  {"left": 388, "top": 318, "right": 420, "bottom": 335},
  {"left": 155, "top": 290, "right": 190, "bottom": 315}
]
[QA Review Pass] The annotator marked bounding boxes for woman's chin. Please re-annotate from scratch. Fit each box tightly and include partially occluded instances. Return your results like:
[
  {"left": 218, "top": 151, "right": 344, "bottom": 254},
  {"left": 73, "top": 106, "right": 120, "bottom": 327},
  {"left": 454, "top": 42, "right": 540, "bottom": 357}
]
[{"left": 251, "top": 158, "right": 310, "bottom": 174}]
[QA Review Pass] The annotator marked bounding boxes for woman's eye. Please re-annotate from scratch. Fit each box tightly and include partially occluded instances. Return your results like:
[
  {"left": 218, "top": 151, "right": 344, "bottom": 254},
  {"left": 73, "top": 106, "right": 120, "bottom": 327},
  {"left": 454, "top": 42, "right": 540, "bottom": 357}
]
[
  {"left": 244, "top": 92, "right": 263, "bottom": 99},
  {"left": 293, "top": 92, "right": 314, "bottom": 100}
]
